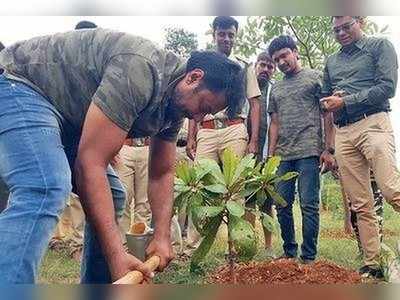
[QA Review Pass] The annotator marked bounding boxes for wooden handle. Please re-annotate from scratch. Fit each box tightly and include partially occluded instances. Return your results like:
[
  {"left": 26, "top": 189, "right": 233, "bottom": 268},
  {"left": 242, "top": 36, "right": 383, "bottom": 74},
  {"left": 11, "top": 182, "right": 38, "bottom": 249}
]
[{"left": 113, "top": 256, "right": 160, "bottom": 284}]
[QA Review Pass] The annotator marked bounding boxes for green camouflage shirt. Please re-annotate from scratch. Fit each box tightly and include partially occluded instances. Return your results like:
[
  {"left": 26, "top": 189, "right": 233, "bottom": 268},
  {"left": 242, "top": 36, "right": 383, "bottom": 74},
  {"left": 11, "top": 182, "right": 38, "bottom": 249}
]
[
  {"left": 0, "top": 28, "right": 186, "bottom": 141},
  {"left": 268, "top": 68, "right": 324, "bottom": 161}
]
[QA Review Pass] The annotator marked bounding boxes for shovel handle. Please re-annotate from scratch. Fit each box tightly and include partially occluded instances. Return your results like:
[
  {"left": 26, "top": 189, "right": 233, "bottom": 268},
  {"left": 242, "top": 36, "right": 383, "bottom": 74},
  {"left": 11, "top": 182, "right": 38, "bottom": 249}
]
[{"left": 113, "top": 256, "right": 160, "bottom": 284}]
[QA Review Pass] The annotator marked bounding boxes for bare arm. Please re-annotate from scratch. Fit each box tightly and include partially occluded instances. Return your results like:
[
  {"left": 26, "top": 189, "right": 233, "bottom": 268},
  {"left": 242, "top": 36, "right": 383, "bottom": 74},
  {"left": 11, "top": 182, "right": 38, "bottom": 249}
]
[
  {"left": 247, "top": 96, "right": 261, "bottom": 154},
  {"left": 146, "top": 136, "right": 176, "bottom": 270},
  {"left": 267, "top": 112, "right": 279, "bottom": 157},
  {"left": 323, "top": 112, "right": 335, "bottom": 149},
  {"left": 320, "top": 112, "right": 336, "bottom": 171},
  {"left": 75, "top": 103, "right": 151, "bottom": 281}
]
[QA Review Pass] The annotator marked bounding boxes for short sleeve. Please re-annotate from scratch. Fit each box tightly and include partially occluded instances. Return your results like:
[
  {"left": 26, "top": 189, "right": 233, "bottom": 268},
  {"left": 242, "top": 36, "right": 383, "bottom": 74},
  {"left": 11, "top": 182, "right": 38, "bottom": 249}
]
[
  {"left": 155, "top": 119, "right": 184, "bottom": 142},
  {"left": 321, "top": 60, "right": 333, "bottom": 98},
  {"left": 92, "top": 54, "right": 154, "bottom": 132},
  {"left": 246, "top": 64, "right": 261, "bottom": 99}
]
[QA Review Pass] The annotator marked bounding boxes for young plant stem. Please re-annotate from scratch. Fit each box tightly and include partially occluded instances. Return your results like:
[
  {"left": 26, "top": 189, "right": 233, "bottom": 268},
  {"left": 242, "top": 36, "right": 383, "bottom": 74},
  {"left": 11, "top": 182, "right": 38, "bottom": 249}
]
[{"left": 227, "top": 215, "right": 237, "bottom": 283}]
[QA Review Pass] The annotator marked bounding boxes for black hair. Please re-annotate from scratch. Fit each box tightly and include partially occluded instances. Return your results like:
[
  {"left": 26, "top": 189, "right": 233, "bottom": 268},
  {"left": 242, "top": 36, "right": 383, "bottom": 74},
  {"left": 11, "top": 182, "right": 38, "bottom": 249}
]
[
  {"left": 186, "top": 50, "right": 245, "bottom": 119},
  {"left": 256, "top": 51, "right": 274, "bottom": 63},
  {"left": 331, "top": 16, "right": 364, "bottom": 23},
  {"left": 212, "top": 16, "right": 239, "bottom": 32},
  {"left": 75, "top": 20, "right": 98, "bottom": 30},
  {"left": 0, "top": 42, "right": 4, "bottom": 52},
  {"left": 268, "top": 35, "right": 297, "bottom": 57}
]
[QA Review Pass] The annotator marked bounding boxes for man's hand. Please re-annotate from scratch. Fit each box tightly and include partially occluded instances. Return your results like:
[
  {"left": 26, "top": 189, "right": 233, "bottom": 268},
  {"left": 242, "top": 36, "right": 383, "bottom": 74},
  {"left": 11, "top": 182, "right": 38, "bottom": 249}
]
[
  {"left": 109, "top": 251, "right": 154, "bottom": 282},
  {"left": 146, "top": 236, "right": 174, "bottom": 271},
  {"left": 246, "top": 140, "right": 258, "bottom": 155},
  {"left": 319, "top": 150, "right": 337, "bottom": 172},
  {"left": 320, "top": 95, "right": 345, "bottom": 112},
  {"left": 186, "top": 138, "right": 196, "bottom": 161},
  {"left": 344, "top": 215, "right": 353, "bottom": 235}
]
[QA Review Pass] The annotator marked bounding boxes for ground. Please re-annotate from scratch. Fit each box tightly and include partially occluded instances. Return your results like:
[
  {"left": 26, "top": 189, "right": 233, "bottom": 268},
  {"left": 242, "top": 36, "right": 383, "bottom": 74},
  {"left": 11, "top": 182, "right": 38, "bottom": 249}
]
[{"left": 38, "top": 203, "right": 399, "bottom": 284}]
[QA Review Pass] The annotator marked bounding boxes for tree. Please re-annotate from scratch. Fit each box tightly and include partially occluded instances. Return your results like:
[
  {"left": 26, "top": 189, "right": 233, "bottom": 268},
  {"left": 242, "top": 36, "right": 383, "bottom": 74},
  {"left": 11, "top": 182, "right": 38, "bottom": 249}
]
[
  {"left": 235, "top": 16, "right": 389, "bottom": 70},
  {"left": 164, "top": 27, "right": 198, "bottom": 57},
  {"left": 174, "top": 149, "right": 297, "bottom": 282}
]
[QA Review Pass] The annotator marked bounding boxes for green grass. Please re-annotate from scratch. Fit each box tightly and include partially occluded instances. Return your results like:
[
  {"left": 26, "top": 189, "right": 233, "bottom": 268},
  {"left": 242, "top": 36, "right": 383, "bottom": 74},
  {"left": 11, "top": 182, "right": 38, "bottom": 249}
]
[
  {"left": 39, "top": 249, "right": 80, "bottom": 284},
  {"left": 39, "top": 203, "right": 400, "bottom": 284}
]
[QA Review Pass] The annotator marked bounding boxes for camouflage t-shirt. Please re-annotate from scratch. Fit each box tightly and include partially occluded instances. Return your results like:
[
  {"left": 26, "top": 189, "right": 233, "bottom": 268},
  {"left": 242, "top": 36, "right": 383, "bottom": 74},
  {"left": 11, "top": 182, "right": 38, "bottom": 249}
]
[
  {"left": 0, "top": 28, "right": 186, "bottom": 141},
  {"left": 268, "top": 68, "right": 323, "bottom": 161}
]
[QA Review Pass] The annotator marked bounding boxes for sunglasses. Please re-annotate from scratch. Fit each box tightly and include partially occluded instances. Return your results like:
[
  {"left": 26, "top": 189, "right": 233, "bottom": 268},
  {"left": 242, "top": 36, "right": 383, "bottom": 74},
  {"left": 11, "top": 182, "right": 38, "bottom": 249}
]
[{"left": 332, "top": 20, "right": 356, "bottom": 35}]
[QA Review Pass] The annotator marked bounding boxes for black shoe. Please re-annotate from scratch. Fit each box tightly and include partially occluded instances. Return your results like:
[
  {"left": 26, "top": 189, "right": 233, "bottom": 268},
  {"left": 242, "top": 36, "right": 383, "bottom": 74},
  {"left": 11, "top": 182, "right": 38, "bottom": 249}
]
[{"left": 359, "top": 265, "right": 384, "bottom": 279}]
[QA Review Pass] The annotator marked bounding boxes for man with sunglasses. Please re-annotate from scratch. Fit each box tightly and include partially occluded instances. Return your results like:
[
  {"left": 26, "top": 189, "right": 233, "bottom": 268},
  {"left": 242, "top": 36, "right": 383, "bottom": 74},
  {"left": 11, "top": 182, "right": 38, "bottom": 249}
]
[{"left": 321, "top": 16, "right": 399, "bottom": 279}]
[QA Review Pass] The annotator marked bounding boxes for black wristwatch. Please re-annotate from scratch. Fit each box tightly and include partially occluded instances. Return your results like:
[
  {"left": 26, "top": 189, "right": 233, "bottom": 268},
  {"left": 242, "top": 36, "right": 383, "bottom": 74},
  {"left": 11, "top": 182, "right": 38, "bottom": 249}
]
[{"left": 326, "top": 147, "right": 335, "bottom": 155}]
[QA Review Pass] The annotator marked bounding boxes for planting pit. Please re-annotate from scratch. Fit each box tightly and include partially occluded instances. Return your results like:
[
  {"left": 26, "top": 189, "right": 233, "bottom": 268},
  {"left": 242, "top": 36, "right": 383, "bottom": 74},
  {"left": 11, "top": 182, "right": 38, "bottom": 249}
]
[{"left": 208, "top": 258, "right": 361, "bottom": 284}]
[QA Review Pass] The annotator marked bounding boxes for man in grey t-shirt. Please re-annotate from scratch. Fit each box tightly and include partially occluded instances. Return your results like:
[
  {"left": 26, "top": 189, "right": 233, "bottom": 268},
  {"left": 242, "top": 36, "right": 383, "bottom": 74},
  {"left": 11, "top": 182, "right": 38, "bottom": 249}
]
[
  {"left": 267, "top": 35, "right": 335, "bottom": 264},
  {"left": 0, "top": 28, "right": 245, "bottom": 283}
]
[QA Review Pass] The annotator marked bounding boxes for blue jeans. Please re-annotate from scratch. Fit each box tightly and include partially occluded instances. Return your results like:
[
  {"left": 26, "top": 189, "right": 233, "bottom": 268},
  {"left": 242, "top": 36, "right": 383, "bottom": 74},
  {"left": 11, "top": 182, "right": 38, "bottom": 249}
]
[
  {"left": 0, "top": 74, "right": 126, "bottom": 283},
  {"left": 275, "top": 156, "right": 320, "bottom": 261}
]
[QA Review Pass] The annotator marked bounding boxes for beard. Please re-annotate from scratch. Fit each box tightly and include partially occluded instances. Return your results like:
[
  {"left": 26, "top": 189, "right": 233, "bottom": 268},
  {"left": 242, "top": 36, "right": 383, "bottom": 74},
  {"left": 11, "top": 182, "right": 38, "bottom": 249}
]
[
  {"left": 167, "top": 89, "right": 192, "bottom": 121},
  {"left": 257, "top": 76, "right": 269, "bottom": 88}
]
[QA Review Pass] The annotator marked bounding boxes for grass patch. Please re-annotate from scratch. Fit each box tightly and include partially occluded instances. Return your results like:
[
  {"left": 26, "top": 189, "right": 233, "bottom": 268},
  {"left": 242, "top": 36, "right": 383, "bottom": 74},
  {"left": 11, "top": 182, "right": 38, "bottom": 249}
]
[{"left": 39, "top": 203, "right": 399, "bottom": 283}]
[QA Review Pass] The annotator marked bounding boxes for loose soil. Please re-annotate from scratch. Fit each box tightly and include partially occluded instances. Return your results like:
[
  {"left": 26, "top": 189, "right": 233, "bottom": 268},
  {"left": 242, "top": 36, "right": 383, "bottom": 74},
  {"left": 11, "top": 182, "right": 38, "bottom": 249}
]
[{"left": 208, "top": 258, "right": 361, "bottom": 284}]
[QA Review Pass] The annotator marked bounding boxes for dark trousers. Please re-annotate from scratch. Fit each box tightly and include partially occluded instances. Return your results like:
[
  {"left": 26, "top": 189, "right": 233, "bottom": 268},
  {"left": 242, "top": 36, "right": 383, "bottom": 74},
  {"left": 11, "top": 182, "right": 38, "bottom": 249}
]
[{"left": 276, "top": 156, "right": 320, "bottom": 260}]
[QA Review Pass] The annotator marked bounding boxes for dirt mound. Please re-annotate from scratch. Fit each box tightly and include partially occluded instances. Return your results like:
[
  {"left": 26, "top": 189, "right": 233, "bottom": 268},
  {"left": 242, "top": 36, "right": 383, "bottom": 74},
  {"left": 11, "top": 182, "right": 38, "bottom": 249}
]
[{"left": 208, "top": 259, "right": 361, "bottom": 284}]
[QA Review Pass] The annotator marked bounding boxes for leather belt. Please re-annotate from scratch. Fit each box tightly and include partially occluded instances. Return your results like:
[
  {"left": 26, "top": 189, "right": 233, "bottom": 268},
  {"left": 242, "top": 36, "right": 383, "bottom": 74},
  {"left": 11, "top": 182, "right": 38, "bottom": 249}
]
[
  {"left": 124, "top": 137, "right": 150, "bottom": 147},
  {"left": 336, "top": 110, "right": 385, "bottom": 128},
  {"left": 200, "top": 118, "right": 244, "bottom": 130}
]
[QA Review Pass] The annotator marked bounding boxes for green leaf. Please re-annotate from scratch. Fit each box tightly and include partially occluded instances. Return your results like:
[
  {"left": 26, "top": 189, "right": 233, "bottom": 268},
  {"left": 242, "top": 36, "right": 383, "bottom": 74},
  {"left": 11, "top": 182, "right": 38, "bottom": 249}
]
[
  {"left": 261, "top": 213, "right": 277, "bottom": 233},
  {"left": 263, "top": 156, "right": 281, "bottom": 176},
  {"left": 194, "top": 162, "right": 214, "bottom": 182},
  {"left": 266, "top": 186, "right": 287, "bottom": 207},
  {"left": 255, "top": 189, "right": 267, "bottom": 207},
  {"left": 187, "top": 193, "right": 204, "bottom": 215},
  {"left": 241, "top": 183, "right": 260, "bottom": 198},
  {"left": 197, "top": 158, "right": 225, "bottom": 185},
  {"left": 174, "top": 177, "right": 185, "bottom": 186},
  {"left": 226, "top": 200, "right": 245, "bottom": 218},
  {"left": 174, "top": 184, "right": 191, "bottom": 194},
  {"left": 272, "top": 171, "right": 298, "bottom": 184},
  {"left": 190, "top": 216, "right": 223, "bottom": 271},
  {"left": 175, "top": 161, "right": 192, "bottom": 183},
  {"left": 278, "top": 171, "right": 298, "bottom": 181},
  {"left": 192, "top": 206, "right": 224, "bottom": 234},
  {"left": 228, "top": 216, "right": 257, "bottom": 261},
  {"left": 222, "top": 149, "right": 240, "bottom": 186},
  {"left": 204, "top": 184, "right": 228, "bottom": 194},
  {"left": 232, "top": 153, "right": 255, "bottom": 184},
  {"left": 174, "top": 192, "right": 188, "bottom": 213}
]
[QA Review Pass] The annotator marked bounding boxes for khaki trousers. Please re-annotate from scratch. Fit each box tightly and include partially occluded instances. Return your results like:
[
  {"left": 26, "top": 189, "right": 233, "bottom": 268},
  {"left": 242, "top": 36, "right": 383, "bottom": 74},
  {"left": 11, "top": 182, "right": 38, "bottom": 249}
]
[
  {"left": 335, "top": 112, "right": 400, "bottom": 267},
  {"left": 116, "top": 145, "right": 152, "bottom": 232},
  {"left": 187, "top": 123, "right": 248, "bottom": 249},
  {"left": 52, "top": 193, "right": 84, "bottom": 249}
]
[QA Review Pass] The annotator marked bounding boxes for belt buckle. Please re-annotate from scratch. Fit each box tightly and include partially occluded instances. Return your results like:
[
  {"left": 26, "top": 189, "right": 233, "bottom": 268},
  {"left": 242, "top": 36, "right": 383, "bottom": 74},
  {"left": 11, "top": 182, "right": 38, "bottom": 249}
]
[
  {"left": 134, "top": 138, "right": 145, "bottom": 147},
  {"left": 215, "top": 119, "right": 225, "bottom": 129}
]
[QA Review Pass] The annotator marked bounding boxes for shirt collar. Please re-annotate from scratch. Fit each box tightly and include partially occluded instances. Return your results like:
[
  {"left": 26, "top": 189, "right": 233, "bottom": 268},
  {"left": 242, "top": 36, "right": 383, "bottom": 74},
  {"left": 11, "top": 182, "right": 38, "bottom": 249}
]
[{"left": 340, "top": 35, "right": 367, "bottom": 53}]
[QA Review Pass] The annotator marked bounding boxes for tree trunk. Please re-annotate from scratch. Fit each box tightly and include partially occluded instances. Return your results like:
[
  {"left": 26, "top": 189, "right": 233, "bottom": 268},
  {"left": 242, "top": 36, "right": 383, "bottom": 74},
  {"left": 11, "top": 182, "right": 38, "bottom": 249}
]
[{"left": 228, "top": 229, "right": 237, "bottom": 283}]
